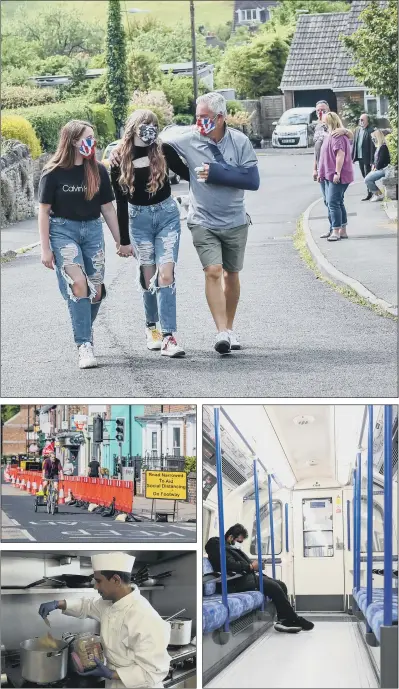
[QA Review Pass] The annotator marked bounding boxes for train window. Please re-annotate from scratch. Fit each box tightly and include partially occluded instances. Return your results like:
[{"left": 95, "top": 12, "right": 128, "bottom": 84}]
[
  {"left": 249, "top": 500, "right": 282, "bottom": 556},
  {"left": 360, "top": 498, "right": 385, "bottom": 552},
  {"left": 302, "top": 497, "right": 334, "bottom": 557}
]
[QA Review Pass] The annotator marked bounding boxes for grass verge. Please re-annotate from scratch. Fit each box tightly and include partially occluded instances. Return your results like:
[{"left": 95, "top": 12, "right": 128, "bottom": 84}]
[{"left": 294, "top": 215, "right": 397, "bottom": 321}]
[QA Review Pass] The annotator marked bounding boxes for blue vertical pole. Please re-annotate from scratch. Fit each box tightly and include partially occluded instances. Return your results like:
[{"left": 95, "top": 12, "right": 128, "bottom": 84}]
[
  {"left": 353, "top": 467, "right": 357, "bottom": 591},
  {"left": 285, "top": 503, "right": 289, "bottom": 552},
  {"left": 383, "top": 405, "right": 393, "bottom": 627},
  {"left": 214, "top": 406, "right": 229, "bottom": 632},
  {"left": 346, "top": 500, "right": 351, "bottom": 551},
  {"left": 356, "top": 452, "right": 362, "bottom": 592},
  {"left": 267, "top": 474, "right": 276, "bottom": 579},
  {"left": 366, "top": 406, "right": 374, "bottom": 631},
  {"left": 253, "top": 459, "right": 265, "bottom": 611}
]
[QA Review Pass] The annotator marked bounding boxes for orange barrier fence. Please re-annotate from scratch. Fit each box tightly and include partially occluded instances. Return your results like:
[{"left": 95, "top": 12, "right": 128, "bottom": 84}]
[{"left": 4, "top": 467, "right": 134, "bottom": 513}]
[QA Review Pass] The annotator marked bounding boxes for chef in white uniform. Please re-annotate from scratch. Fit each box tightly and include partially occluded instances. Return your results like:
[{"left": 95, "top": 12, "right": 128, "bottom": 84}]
[{"left": 38, "top": 552, "right": 171, "bottom": 688}]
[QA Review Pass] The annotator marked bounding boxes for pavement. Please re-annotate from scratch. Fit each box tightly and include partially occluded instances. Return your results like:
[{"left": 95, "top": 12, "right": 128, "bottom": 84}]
[
  {"left": 305, "top": 181, "right": 398, "bottom": 316},
  {"left": 1, "top": 213, "right": 40, "bottom": 255},
  {"left": 1, "top": 150, "right": 397, "bottom": 397},
  {"left": 1, "top": 483, "right": 196, "bottom": 543}
]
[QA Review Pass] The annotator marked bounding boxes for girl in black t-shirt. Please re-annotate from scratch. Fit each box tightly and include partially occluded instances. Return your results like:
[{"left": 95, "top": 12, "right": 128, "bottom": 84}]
[
  {"left": 38, "top": 119, "right": 131, "bottom": 370},
  {"left": 111, "top": 109, "right": 190, "bottom": 358}
]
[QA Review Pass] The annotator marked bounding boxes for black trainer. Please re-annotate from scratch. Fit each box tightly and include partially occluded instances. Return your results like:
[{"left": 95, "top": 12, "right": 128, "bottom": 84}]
[
  {"left": 361, "top": 192, "right": 372, "bottom": 201},
  {"left": 295, "top": 616, "right": 314, "bottom": 631},
  {"left": 274, "top": 619, "right": 302, "bottom": 633}
]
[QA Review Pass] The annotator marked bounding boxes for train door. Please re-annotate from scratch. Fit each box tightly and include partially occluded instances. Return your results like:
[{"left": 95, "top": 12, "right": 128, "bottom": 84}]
[{"left": 292, "top": 488, "right": 345, "bottom": 611}]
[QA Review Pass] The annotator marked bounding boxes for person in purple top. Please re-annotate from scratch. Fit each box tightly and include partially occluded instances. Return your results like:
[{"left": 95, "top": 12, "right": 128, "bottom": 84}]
[{"left": 318, "top": 112, "right": 354, "bottom": 242}]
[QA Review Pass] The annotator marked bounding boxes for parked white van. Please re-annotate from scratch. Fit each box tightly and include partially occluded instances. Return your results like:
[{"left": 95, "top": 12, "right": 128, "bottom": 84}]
[{"left": 272, "top": 107, "right": 318, "bottom": 148}]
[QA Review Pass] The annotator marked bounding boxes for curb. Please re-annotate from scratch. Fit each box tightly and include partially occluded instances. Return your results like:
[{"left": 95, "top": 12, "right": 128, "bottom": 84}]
[
  {"left": 302, "top": 195, "right": 398, "bottom": 317},
  {"left": 1, "top": 241, "right": 40, "bottom": 259},
  {"left": 383, "top": 199, "right": 398, "bottom": 223}
]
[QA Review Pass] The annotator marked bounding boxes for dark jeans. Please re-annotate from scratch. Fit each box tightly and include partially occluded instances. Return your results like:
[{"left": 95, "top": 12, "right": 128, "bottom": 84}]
[
  {"left": 325, "top": 180, "right": 350, "bottom": 229},
  {"left": 226, "top": 573, "right": 297, "bottom": 622},
  {"left": 358, "top": 160, "right": 372, "bottom": 178},
  {"left": 320, "top": 179, "right": 333, "bottom": 232}
]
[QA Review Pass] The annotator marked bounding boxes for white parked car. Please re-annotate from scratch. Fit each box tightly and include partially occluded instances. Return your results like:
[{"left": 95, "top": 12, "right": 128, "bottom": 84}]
[{"left": 272, "top": 107, "right": 318, "bottom": 148}]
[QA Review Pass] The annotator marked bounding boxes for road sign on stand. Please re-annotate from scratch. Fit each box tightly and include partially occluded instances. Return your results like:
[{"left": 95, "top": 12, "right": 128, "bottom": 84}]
[{"left": 145, "top": 471, "right": 187, "bottom": 500}]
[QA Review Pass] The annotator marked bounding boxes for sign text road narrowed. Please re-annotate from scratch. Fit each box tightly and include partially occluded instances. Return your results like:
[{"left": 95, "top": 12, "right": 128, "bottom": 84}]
[{"left": 145, "top": 471, "right": 187, "bottom": 501}]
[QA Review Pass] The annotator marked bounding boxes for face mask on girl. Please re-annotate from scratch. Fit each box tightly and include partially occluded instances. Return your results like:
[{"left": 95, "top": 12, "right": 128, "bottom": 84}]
[
  {"left": 136, "top": 123, "right": 158, "bottom": 146},
  {"left": 196, "top": 116, "right": 217, "bottom": 136},
  {"left": 79, "top": 136, "right": 96, "bottom": 159}
]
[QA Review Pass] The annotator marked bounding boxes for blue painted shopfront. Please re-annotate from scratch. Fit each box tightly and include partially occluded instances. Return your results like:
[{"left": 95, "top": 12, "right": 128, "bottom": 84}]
[{"left": 101, "top": 405, "right": 144, "bottom": 474}]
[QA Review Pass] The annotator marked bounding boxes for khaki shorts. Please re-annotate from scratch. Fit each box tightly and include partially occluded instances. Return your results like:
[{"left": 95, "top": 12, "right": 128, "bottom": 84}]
[{"left": 188, "top": 221, "right": 249, "bottom": 272}]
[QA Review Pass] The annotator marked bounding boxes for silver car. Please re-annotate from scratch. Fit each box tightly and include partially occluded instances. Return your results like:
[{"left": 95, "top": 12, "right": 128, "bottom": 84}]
[{"left": 272, "top": 107, "right": 318, "bottom": 148}]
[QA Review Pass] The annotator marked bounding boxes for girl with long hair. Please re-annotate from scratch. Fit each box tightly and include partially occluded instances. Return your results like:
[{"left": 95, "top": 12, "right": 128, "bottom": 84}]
[
  {"left": 318, "top": 112, "right": 354, "bottom": 242},
  {"left": 38, "top": 120, "right": 129, "bottom": 369},
  {"left": 365, "top": 129, "right": 391, "bottom": 201},
  {"left": 111, "top": 109, "right": 190, "bottom": 358}
]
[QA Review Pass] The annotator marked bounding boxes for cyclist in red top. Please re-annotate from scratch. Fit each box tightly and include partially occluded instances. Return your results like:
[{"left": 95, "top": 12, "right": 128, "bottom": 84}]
[{"left": 42, "top": 453, "right": 63, "bottom": 495}]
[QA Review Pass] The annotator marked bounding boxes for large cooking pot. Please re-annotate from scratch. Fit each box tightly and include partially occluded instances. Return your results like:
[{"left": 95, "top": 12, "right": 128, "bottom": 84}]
[
  {"left": 168, "top": 618, "right": 192, "bottom": 646},
  {"left": 20, "top": 638, "right": 69, "bottom": 684}
]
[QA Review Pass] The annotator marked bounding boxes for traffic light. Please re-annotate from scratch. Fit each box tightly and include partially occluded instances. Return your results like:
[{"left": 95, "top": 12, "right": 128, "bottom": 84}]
[
  {"left": 93, "top": 415, "right": 103, "bottom": 443},
  {"left": 115, "top": 418, "right": 125, "bottom": 443}
]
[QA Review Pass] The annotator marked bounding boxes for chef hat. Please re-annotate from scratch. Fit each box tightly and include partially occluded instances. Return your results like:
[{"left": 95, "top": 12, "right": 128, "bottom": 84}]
[{"left": 91, "top": 552, "right": 135, "bottom": 574}]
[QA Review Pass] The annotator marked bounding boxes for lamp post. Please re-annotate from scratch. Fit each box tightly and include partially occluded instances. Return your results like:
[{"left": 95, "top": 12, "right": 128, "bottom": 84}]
[{"left": 190, "top": 0, "right": 198, "bottom": 108}]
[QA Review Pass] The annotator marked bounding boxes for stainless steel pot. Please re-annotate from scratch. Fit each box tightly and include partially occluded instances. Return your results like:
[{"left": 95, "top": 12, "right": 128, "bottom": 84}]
[
  {"left": 169, "top": 618, "right": 192, "bottom": 646},
  {"left": 20, "top": 638, "right": 69, "bottom": 684}
]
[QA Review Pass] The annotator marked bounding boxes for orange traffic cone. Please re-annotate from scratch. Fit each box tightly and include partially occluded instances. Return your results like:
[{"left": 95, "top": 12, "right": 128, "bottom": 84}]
[
  {"left": 26, "top": 479, "right": 31, "bottom": 493},
  {"left": 38, "top": 482, "right": 43, "bottom": 493},
  {"left": 32, "top": 481, "right": 37, "bottom": 495},
  {"left": 16, "top": 477, "right": 20, "bottom": 487},
  {"left": 58, "top": 487, "right": 65, "bottom": 504},
  {"left": 20, "top": 479, "right": 26, "bottom": 491},
  {"left": 11, "top": 476, "right": 16, "bottom": 485}
]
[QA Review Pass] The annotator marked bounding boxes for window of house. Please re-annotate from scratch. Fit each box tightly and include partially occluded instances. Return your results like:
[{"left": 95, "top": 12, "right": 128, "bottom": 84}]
[
  {"left": 250, "top": 500, "right": 283, "bottom": 556},
  {"left": 173, "top": 427, "right": 181, "bottom": 457},
  {"left": 241, "top": 8, "right": 258, "bottom": 21},
  {"left": 151, "top": 431, "right": 158, "bottom": 452},
  {"left": 365, "top": 93, "right": 389, "bottom": 118}
]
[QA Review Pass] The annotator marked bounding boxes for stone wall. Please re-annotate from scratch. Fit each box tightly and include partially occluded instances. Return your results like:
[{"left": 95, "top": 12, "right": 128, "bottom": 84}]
[
  {"left": 33, "top": 153, "right": 52, "bottom": 191},
  {"left": 0, "top": 140, "right": 35, "bottom": 228},
  {"left": 239, "top": 95, "right": 284, "bottom": 140}
]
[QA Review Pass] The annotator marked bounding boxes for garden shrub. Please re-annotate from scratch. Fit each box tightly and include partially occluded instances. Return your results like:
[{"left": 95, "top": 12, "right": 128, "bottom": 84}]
[
  {"left": 173, "top": 114, "right": 194, "bottom": 126},
  {"left": 128, "top": 90, "right": 174, "bottom": 128},
  {"left": 1, "top": 85, "right": 59, "bottom": 110},
  {"left": 87, "top": 103, "right": 116, "bottom": 147},
  {"left": 0, "top": 115, "right": 42, "bottom": 158},
  {"left": 386, "top": 129, "right": 398, "bottom": 167}
]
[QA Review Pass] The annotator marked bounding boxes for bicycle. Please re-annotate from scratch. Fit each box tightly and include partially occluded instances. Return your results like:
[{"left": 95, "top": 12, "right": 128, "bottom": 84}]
[{"left": 46, "top": 479, "right": 59, "bottom": 515}]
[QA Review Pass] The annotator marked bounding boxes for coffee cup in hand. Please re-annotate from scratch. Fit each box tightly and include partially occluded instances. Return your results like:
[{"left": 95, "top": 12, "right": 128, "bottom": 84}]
[{"left": 195, "top": 166, "right": 206, "bottom": 182}]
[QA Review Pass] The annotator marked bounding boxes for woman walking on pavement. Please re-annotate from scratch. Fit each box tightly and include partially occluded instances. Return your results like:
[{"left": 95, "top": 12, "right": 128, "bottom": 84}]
[
  {"left": 364, "top": 129, "right": 391, "bottom": 202},
  {"left": 318, "top": 112, "right": 354, "bottom": 242},
  {"left": 38, "top": 120, "right": 129, "bottom": 370},
  {"left": 111, "top": 109, "right": 190, "bottom": 358}
]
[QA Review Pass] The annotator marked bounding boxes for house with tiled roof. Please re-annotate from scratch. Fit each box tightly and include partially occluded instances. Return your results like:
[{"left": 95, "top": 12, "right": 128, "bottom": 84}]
[
  {"left": 233, "top": 0, "right": 279, "bottom": 29},
  {"left": 279, "top": 0, "right": 389, "bottom": 121}
]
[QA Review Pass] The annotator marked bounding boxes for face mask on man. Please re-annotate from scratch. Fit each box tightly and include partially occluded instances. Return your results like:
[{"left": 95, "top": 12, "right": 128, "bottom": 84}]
[
  {"left": 196, "top": 116, "right": 217, "bottom": 136},
  {"left": 231, "top": 542, "right": 242, "bottom": 550},
  {"left": 136, "top": 123, "right": 158, "bottom": 146},
  {"left": 79, "top": 136, "right": 96, "bottom": 159}
]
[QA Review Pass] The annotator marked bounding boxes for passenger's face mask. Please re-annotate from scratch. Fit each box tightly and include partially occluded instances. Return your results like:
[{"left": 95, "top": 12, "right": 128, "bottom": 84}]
[
  {"left": 79, "top": 136, "right": 96, "bottom": 159},
  {"left": 137, "top": 123, "right": 158, "bottom": 146},
  {"left": 231, "top": 541, "right": 242, "bottom": 550},
  {"left": 196, "top": 116, "right": 217, "bottom": 136}
]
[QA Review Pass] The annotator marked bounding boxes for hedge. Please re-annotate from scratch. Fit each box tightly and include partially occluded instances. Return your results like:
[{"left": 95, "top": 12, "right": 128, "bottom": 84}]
[
  {"left": 386, "top": 130, "right": 398, "bottom": 167},
  {"left": 2, "top": 100, "right": 116, "bottom": 152},
  {"left": 173, "top": 114, "right": 193, "bottom": 126},
  {"left": 0, "top": 86, "right": 59, "bottom": 110},
  {"left": 1, "top": 114, "right": 42, "bottom": 159}
]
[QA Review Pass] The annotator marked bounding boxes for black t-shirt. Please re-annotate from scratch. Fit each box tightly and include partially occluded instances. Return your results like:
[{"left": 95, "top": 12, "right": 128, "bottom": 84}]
[
  {"left": 88, "top": 460, "right": 100, "bottom": 478},
  {"left": 39, "top": 163, "right": 114, "bottom": 221},
  {"left": 111, "top": 143, "right": 189, "bottom": 245}
]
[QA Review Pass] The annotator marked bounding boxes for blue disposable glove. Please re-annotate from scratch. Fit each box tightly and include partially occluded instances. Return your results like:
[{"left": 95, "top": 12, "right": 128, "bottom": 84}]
[
  {"left": 38, "top": 601, "right": 59, "bottom": 619},
  {"left": 76, "top": 658, "right": 114, "bottom": 680}
]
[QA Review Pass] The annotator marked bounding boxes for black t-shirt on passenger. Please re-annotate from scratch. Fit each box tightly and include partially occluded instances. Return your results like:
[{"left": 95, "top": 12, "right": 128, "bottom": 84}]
[{"left": 39, "top": 163, "right": 114, "bottom": 221}]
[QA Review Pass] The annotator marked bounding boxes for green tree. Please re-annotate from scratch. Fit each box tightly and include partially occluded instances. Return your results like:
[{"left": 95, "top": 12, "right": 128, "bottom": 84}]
[
  {"left": 1, "top": 405, "right": 20, "bottom": 423},
  {"left": 342, "top": 0, "right": 398, "bottom": 127},
  {"left": 217, "top": 33, "right": 289, "bottom": 99},
  {"left": 126, "top": 49, "right": 163, "bottom": 93},
  {"left": 106, "top": 0, "right": 129, "bottom": 135},
  {"left": 126, "top": 20, "right": 217, "bottom": 64},
  {"left": 10, "top": 5, "right": 104, "bottom": 58}
]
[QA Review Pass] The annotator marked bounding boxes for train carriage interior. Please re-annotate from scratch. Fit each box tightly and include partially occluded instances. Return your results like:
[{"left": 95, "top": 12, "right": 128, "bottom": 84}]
[{"left": 202, "top": 404, "right": 398, "bottom": 689}]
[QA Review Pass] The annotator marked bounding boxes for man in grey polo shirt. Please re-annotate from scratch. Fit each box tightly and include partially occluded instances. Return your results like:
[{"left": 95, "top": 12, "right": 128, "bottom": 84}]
[{"left": 161, "top": 92, "right": 260, "bottom": 354}]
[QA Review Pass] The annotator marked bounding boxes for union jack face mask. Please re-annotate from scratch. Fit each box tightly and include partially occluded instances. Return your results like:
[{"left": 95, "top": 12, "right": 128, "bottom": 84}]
[
  {"left": 196, "top": 116, "right": 217, "bottom": 136},
  {"left": 79, "top": 136, "right": 96, "bottom": 158}
]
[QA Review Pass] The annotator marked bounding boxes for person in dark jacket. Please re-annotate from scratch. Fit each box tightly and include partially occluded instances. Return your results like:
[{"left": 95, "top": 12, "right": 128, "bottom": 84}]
[
  {"left": 205, "top": 523, "right": 314, "bottom": 633},
  {"left": 352, "top": 113, "right": 376, "bottom": 200},
  {"left": 364, "top": 130, "right": 391, "bottom": 202}
]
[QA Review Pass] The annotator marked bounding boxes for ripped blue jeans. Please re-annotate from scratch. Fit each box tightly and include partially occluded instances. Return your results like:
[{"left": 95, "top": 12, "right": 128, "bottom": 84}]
[
  {"left": 50, "top": 217, "right": 105, "bottom": 346},
  {"left": 128, "top": 198, "right": 181, "bottom": 333}
]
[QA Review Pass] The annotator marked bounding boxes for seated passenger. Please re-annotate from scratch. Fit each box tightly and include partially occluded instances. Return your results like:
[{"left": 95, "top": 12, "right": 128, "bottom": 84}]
[{"left": 205, "top": 523, "right": 314, "bottom": 633}]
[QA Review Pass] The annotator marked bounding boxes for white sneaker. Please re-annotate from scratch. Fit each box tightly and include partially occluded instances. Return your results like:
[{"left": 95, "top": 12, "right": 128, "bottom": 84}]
[
  {"left": 228, "top": 329, "right": 241, "bottom": 350},
  {"left": 371, "top": 194, "right": 383, "bottom": 202},
  {"left": 214, "top": 331, "right": 231, "bottom": 355},
  {"left": 161, "top": 335, "right": 185, "bottom": 358},
  {"left": 78, "top": 342, "right": 97, "bottom": 369},
  {"left": 146, "top": 327, "right": 162, "bottom": 351}
]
